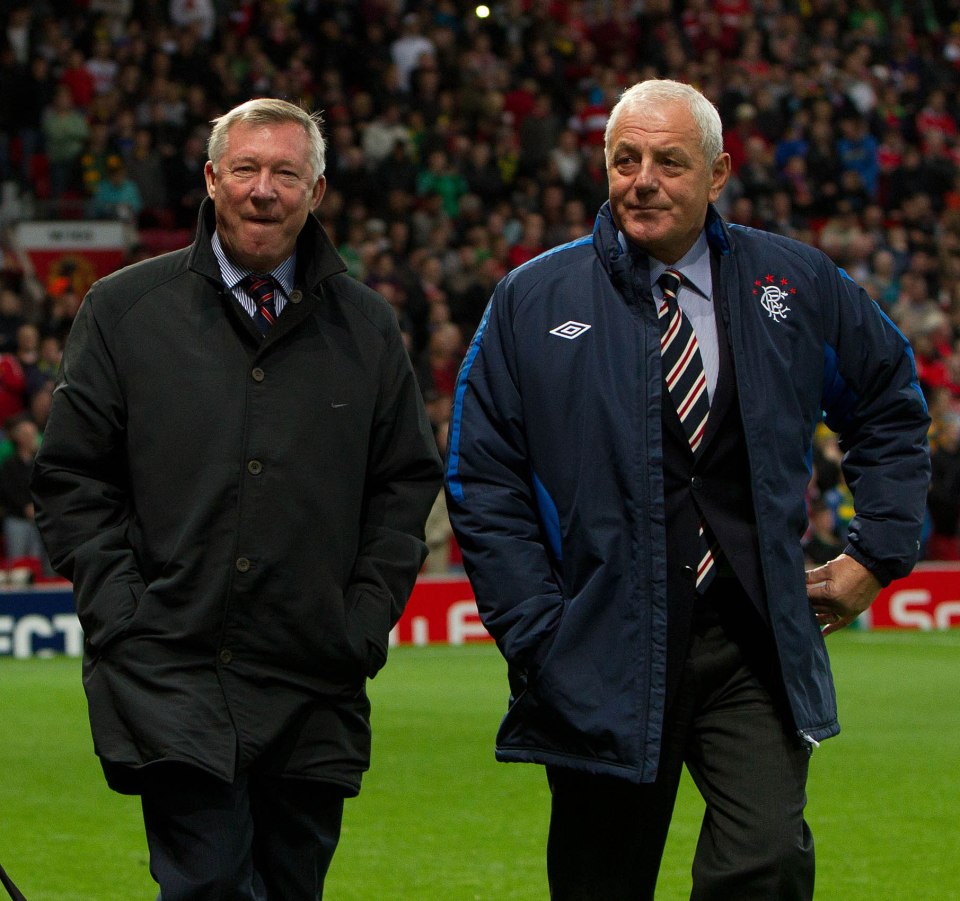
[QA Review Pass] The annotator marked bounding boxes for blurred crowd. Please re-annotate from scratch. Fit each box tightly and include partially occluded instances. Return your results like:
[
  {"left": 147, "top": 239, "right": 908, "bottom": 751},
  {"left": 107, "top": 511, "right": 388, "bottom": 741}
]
[{"left": 0, "top": 0, "right": 958, "bottom": 573}]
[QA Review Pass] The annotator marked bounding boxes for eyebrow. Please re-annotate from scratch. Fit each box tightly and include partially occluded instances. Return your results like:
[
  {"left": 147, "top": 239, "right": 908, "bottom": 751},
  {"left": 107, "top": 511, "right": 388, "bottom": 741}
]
[
  {"left": 612, "top": 141, "right": 692, "bottom": 161},
  {"left": 229, "top": 155, "right": 304, "bottom": 171}
]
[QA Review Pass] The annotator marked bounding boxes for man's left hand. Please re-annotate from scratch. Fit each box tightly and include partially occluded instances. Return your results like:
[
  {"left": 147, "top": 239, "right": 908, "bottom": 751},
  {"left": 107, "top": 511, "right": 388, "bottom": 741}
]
[{"left": 805, "top": 553, "right": 882, "bottom": 636}]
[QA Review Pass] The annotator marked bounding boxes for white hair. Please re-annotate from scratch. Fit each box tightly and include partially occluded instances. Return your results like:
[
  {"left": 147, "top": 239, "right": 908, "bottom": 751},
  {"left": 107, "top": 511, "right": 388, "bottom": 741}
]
[{"left": 605, "top": 79, "right": 724, "bottom": 164}]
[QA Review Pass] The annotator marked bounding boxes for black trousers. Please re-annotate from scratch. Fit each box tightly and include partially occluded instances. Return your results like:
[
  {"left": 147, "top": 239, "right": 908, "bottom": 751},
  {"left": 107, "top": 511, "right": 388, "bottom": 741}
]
[
  {"left": 545, "top": 587, "right": 814, "bottom": 900},
  {"left": 139, "top": 764, "right": 345, "bottom": 901}
]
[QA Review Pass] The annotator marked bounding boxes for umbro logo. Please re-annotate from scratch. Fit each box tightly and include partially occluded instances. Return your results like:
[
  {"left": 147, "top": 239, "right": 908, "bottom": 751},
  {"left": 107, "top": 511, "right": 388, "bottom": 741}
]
[{"left": 549, "top": 321, "right": 592, "bottom": 340}]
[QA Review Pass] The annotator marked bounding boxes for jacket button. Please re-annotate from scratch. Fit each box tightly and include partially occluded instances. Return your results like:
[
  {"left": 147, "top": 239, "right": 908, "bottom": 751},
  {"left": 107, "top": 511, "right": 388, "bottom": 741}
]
[
  {"left": 251, "top": 367, "right": 265, "bottom": 382},
  {"left": 236, "top": 557, "right": 251, "bottom": 572},
  {"left": 290, "top": 289, "right": 303, "bottom": 304},
  {"left": 682, "top": 565, "right": 696, "bottom": 580},
  {"left": 219, "top": 649, "right": 233, "bottom": 664},
  {"left": 247, "top": 459, "right": 263, "bottom": 475},
  {"left": 691, "top": 476, "right": 703, "bottom": 489}
]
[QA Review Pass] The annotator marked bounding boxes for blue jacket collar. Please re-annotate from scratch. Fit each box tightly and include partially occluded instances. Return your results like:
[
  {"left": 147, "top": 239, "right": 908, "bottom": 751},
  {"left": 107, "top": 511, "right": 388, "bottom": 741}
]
[{"left": 593, "top": 201, "right": 735, "bottom": 276}]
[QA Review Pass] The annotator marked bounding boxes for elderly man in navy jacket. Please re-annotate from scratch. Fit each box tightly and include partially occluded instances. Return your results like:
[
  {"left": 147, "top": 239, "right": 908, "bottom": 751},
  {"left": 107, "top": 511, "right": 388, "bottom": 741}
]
[
  {"left": 32, "top": 98, "right": 441, "bottom": 899},
  {"left": 445, "top": 79, "right": 929, "bottom": 899}
]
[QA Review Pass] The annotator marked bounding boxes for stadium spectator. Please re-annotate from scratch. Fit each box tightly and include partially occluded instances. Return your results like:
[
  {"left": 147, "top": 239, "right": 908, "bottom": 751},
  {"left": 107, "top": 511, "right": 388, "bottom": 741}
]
[
  {"left": 35, "top": 332, "right": 61, "bottom": 383},
  {"left": 803, "top": 498, "right": 846, "bottom": 568},
  {"left": 41, "top": 84, "right": 89, "bottom": 203},
  {"left": 124, "top": 127, "right": 169, "bottom": 225},
  {"left": 0, "top": 411, "right": 49, "bottom": 575},
  {"left": 926, "top": 410, "right": 960, "bottom": 560},
  {"left": 0, "top": 287, "right": 25, "bottom": 354},
  {"left": 416, "top": 319, "right": 463, "bottom": 411},
  {"left": 13, "top": 323, "right": 48, "bottom": 400},
  {"left": 31, "top": 97, "right": 442, "bottom": 898},
  {"left": 390, "top": 11, "right": 436, "bottom": 94},
  {"left": 444, "top": 77, "right": 930, "bottom": 901},
  {"left": 518, "top": 92, "right": 563, "bottom": 177},
  {"left": 87, "top": 156, "right": 143, "bottom": 223},
  {"left": 78, "top": 122, "right": 121, "bottom": 200},
  {"left": 0, "top": 348, "right": 26, "bottom": 436},
  {"left": 836, "top": 114, "right": 880, "bottom": 200},
  {"left": 59, "top": 46, "right": 95, "bottom": 109},
  {"left": 162, "top": 129, "right": 209, "bottom": 228},
  {"left": 416, "top": 148, "right": 468, "bottom": 218},
  {"left": 361, "top": 101, "right": 411, "bottom": 168},
  {"left": 169, "top": 0, "right": 217, "bottom": 44},
  {"left": 39, "top": 283, "right": 82, "bottom": 345}
]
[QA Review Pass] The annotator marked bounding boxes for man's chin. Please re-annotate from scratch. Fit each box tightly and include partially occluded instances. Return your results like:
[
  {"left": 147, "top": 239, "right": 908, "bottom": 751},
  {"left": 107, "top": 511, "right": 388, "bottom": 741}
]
[
  {"left": 230, "top": 239, "right": 283, "bottom": 271},
  {"left": 622, "top": 223, "right": 661, "bottom": 252}
]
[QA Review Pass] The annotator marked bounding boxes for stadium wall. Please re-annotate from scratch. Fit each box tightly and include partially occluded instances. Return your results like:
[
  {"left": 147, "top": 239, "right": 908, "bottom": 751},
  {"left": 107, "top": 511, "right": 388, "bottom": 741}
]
[{"left": 1, "top": 565, "right": 958, "bottom": 659}]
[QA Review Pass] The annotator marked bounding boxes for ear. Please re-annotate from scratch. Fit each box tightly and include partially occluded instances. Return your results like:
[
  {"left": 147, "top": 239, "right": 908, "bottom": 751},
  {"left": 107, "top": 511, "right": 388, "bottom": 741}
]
[
  {"left": 709, "top": 152, "right": 732, "bottom": 202},
  {"left": 311, "top": 175, "right": 327, "bottom": 211},
  {"left": 204, "top": 160, "right": 217, "bottom": 200}
]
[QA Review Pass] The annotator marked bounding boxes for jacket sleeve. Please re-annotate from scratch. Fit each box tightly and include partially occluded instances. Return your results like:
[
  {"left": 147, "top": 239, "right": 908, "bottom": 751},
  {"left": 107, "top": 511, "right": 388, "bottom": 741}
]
[
  {"left": 30, "top": 292, "right": 146, "bottom": 651},
  {"left": 345, "top": 315, "right": 443, "bottom": 676},
  {"left": 821, "top": 266, "right": 931, "bottom": 585},
  {"left": 444, "top": 289, "right": 565, "bottom": 672}
]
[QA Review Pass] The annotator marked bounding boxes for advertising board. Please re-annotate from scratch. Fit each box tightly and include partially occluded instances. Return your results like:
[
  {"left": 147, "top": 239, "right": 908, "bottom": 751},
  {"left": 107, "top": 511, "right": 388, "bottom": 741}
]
[{"left": 2, "top": 567, "right": 958, "bottom": 658}]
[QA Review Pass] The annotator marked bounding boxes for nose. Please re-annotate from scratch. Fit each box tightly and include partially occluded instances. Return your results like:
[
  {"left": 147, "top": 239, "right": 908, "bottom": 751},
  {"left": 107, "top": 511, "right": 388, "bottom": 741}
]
[
  {"left": 632, "top": 160, "right": 658, "bottom": 193},
  {"left": 250, "top": 170, "right": 278, "bottom": 199}
]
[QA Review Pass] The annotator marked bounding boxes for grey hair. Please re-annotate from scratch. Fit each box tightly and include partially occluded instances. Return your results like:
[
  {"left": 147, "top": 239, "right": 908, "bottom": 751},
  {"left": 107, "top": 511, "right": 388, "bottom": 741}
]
[
  {"left": 604, "top": 79, "right": 724, "bottom": 165},
  {"left": 208, "top": 98, "right": 326, "bottom": 179}
]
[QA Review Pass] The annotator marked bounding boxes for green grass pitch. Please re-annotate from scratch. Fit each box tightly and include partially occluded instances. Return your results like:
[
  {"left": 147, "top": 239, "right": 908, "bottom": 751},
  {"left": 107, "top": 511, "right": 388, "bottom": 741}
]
[{"left": 1, "top": 632, "right": 958, "bottom": 899}]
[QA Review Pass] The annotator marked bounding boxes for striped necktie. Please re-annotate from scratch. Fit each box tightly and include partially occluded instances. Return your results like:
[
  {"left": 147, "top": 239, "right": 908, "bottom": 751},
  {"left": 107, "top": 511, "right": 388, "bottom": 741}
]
[
  {"left": 657, "top": 268, "right": 717, "bottom": 593},
  {"left": 240, "top": 274, "right": 278, "bottom": 335}
]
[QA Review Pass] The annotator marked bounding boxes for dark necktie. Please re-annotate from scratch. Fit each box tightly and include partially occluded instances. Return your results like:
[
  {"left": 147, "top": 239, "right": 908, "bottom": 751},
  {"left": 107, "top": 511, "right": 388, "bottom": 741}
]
[
  {"left": 657, "top": 268, "right": 717, "bottom": 593},
  {"left": 240, "top": 274, "right": 278, "bottom": 335}
]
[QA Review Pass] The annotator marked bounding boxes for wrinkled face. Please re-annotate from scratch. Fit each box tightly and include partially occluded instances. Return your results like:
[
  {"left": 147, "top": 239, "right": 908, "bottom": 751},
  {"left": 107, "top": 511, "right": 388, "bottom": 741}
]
[
  {"left": 607, "top": 101, "right": 730, "bottom": 263},
  {"left": 204, "top": 121, "right": 325, "bottom": 272}
]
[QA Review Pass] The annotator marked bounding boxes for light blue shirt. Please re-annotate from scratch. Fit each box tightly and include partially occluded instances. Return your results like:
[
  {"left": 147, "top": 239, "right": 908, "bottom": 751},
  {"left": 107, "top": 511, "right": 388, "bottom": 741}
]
[
  {"left": 212, "top": 231, "right": 296, "bottom": 319},
  {"left": 618, "top": 230, "right": 718, "bottom": 403}
]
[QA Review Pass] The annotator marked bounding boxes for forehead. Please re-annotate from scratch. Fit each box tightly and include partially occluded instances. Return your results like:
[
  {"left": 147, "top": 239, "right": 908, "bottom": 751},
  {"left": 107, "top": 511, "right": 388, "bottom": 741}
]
[
  {"left": 224, "top": 120, "right": 310, "bottom": 161},
  {"left": 609, "top": 101, "right": 701, "bottom": 153}
]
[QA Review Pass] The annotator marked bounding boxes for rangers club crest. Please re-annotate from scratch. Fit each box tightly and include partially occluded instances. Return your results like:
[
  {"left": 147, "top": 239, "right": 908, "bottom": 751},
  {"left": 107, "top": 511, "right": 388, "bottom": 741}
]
[{"left": 752, "top": 274, "right": 795, "bottom": 322}]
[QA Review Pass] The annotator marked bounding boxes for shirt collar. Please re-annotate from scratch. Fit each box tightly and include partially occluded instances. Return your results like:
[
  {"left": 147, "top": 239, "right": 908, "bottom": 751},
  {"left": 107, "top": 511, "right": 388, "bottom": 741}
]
[
  {"left": 212, "top": 231, "right": 296, "bottom": 299},
  {"left": 647, "top": 231, "right": 711, "bottom": 300}
]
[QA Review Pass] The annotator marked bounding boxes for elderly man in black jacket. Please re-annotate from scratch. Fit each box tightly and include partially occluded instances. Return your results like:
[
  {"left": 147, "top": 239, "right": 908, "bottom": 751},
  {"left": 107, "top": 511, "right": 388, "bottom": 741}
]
[{"left": 31, "top": 98, "right": 442, "bottom": 900}]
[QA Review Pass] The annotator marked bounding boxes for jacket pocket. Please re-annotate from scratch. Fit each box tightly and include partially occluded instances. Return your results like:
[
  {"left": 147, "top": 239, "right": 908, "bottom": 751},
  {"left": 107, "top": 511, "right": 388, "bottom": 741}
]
[
  {"left": 343, "top": 586, "right": 391, "bottom": 679},
  {"left": 78, "top": 579, "right": 144, "bottom": 657}
]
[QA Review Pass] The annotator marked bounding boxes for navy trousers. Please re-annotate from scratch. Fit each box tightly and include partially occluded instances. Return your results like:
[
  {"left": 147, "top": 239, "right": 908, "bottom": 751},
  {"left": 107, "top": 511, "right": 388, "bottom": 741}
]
[
  {"left": 139, "top": 764, "right": 344, "bottom": 901},
  {"left": 545, "top": 586, "right": 815, "bottom": 900}
]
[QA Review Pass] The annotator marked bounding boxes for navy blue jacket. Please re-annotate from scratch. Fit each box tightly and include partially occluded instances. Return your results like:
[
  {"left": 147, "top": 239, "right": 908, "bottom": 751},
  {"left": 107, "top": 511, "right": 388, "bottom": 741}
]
[{"left": 445, "top": 203, "right": 930, "bottom": 783}]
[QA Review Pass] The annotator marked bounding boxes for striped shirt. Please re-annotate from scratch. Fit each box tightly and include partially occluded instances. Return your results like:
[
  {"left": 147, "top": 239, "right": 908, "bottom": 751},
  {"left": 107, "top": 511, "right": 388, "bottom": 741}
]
[{"left": 212, "top": 231, "right": 296, "bottom": 319}]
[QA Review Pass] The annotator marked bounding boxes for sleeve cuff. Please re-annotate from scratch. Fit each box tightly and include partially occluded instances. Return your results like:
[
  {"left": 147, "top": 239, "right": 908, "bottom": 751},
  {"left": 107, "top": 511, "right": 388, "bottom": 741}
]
[{"left": 842, "top": 543, "right": 896, "bottom": 588}]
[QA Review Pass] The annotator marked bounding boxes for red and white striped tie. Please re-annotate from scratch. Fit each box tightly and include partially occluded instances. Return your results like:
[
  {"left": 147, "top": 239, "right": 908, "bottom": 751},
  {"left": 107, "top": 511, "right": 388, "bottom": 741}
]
[{"left": 658, "top": 268, "right": 717, "bottom": 592}]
